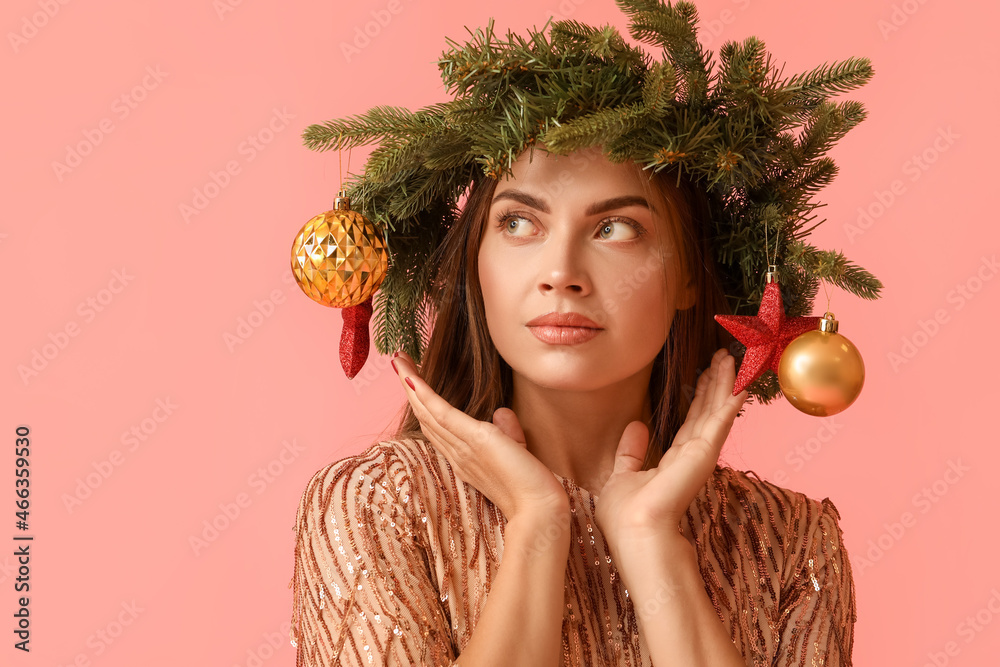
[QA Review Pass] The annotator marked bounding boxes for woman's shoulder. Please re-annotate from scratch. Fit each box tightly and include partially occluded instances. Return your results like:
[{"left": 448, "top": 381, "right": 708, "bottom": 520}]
[
  {"left": 696, "top": 465, "right": 857, "bottom": 642},
  {"left": 692, "top": 465, "right": 853, "bottom": 598},
  {"left": 295, "top": 437, "right": 453, "bottom": 522},
  {"left": 299, "top": 438, "right": 407, "bottom": 494},
  {"left": 299, "top": 435, "right": 424, "bottom": 488},
  {"left": 291, "top": 438, "right": 441, "bottom": 555},
  {"left": 702, "top": 463, "right": 848, "bottom": 549}
]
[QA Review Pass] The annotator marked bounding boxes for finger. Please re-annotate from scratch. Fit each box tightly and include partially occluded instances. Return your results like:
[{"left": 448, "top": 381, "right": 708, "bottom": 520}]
[
  {"left": 492, "top": 408, "right": 526, "bottom": 445},
  {"left": 612, "top": 421, "right": 649, "bottom": 475},
  {"left": 405, "top": 391, "right": 457, "bottom": 460},
  {"left": 719, "top": 352, "right": 749, "bottom": 409},
  {"left": 708, "top": 353, "right": 735, "bottom": 415},
  {"left": 697, "top": 401, "right": 742, "bottom": 459},
  {"left": 688, "top": 350, "right": 725, "bottom": 434},
  {"left": 700, "top": 361, "right": 747, "bottom": 452},
  {"left": 712, "top": 353, "right": 745, "bottom": 417},
  {"left": 673, "top": 354, "right": 717, "bottom": 447},
  {"left": 397, "top": 355, "right": 492, "bottom": 454},
  {"left": 393, "top": 354, "right": 462, "bottom": 459},
  {"left": 392, "top": 351, "right": 417, "bottom": 392},
  {"left": 684, "top": 351, "right": 719, "bottom": 423},
  {"left": 394, "top": 349, "right": 418, "bottom": 367}
]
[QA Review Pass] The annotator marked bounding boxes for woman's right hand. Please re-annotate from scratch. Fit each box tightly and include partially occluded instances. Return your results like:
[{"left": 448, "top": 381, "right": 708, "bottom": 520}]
[{"left": 392, "top": 351, "right": 569, "bottom": 520}]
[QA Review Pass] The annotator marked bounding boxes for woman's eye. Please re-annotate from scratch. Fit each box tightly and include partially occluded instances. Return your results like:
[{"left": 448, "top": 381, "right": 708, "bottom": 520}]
[
  {"left": 598, "top": 220, "right": 642, "bottom": 241},
  {"left": 502, "top": 215, "right": 535, "bottom": 236},
  {"left": 496, "top": 212, "right": 645, "bottom": 241}
]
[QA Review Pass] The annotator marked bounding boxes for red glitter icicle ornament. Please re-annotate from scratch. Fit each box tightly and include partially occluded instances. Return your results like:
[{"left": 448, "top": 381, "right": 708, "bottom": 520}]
[
  {"left": 290, "top": 190, "right": 389, "bottom": 379},
  {"left": 714, "top": 267, "right": 821, "bottom": 395},
  {"left": 339, "top": 296, "right": 373, "bottom": 379}
]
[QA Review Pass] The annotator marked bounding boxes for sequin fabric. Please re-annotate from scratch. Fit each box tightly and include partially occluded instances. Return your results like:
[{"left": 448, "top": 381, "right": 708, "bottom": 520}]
[{"left": 289, "top": 437, "right": 857, "bottom": 666}]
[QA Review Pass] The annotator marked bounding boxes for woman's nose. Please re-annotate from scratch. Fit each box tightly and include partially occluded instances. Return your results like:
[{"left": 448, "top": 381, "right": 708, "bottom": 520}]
[{"left": 537, "top": 233, "right": 592, "bottom": 295}]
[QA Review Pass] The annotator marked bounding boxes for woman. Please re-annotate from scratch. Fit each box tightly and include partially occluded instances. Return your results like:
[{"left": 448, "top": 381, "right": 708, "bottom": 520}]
[{"left": 289, "top": 144, "right": 857, "bottom": 666}]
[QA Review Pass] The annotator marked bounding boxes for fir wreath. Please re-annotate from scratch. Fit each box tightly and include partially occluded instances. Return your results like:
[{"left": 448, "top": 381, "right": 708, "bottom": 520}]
[{"left": 299, "top": 0, "right": 883, "bottom": 405}]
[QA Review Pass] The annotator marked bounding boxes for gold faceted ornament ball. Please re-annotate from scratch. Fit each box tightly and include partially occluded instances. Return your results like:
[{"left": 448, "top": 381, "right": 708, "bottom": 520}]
[
  {"left": 777, "top": 312, "right": 866, "bottom": 417},
  {"left": 290, "top": 192, "right": 389, "bottom": 308}
]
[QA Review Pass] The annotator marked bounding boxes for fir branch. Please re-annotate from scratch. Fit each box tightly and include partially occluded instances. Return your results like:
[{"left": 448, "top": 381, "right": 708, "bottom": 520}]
[
  {"left": 614, "top": 0, "right": 663, "bottom": 12},
  {"left": 782, "top": 56, "right": 875, "bottom": 103},
  {"left": 641, "top": 106, "right": 722, "bottom": 173},
  {"left": 642, "top": 60, "right": 678, "bottom": 115},
  {"left": 437, "top": 18, "right": 503, "bottom": 94},
  {"left": 712, "top": 36, "right": 789, "bottom": 127},
  {"left": 421, "top": 132, "right": 476, "bottom": 171},
  {"left": 784, "top": 202, "right": 827, "bottom": 240},
  {"left": 540, "top": 102, "right": 651, "bottom": 152},
  {"left": 776, "top": 263, "right": 821, "bottom": 317},
  {"left": 345, "top": 169, "right": 419, "bottom": 234},
  {"left": 416, "top": 296, "right": 434, "bottom": 354},
  {"left": 549, "top": 18, "right": 604, "bottom": 42},
  {"left": 796, "top": 100, "right": 868, "bottom": 163},
  {"left": 371, "top": 274, "right": 404, "bottom": 356},
  {"left": 440, "top": 101, "right": 497, "bottom": 124},
  {"left": 781, "top": 157, "right": 839, "bottom": 208},
  {"left": 363, "top": 137, "right": 428, "bottom": 184},
  {"left": 618, "top": 0, "right": 713, "bottom": 107},
  {"left": 592, "top": 25, "right": 644, "bottom": 66},
  {"left": 406, "top": 242, "right": 442, "bottom": 360},
  {"left": 758, "top": 131, "right": 799, "bottom": 177},
  {"left": 390, "top": 170, "right": 459, "bottom": 224},
  {"left": 746, "top": 370, "right": 782, "bottom": 406},
  {"left": 704, "top": 113, "right": 774, "bottom": 191},
  {"left": 438, "top": 18, "right": 570, "bottom": 100},
  {"left": 371, "top": 202, "right": 451, "bottom": 359},
  {"left": 302, "top": 105, "right": 444, "bottom": 151},
  {"left": 362, "top": 125, "right": 475, "bottom": 183},
  {"left": 716, "top": 36, "right": 768, "bottom": 93},
  {"left": 784, "top": 239, "right": 883, "bottom": 300}
]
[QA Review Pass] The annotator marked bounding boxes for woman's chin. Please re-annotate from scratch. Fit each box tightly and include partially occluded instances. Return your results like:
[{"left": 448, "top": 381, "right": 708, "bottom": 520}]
[{"left": 506, "top": 359, "right": 634, "bottom": 392}]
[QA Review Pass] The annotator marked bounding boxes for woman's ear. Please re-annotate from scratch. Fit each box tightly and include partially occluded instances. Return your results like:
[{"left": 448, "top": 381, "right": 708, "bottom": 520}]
[{"left": 676, "top": 276, "right": 698, "bottom": 311}]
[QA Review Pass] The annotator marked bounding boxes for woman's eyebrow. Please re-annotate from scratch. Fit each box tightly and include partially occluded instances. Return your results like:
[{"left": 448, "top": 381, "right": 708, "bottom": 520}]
[{"left": 491, "top": 189, "right": 656, "bottom": 215}]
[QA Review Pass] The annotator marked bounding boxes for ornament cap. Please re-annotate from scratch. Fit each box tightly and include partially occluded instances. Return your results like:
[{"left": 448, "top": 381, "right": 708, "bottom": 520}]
[
  {"left": 334, "top": 190, "right": 351, "bottom": 211},
  {"left": 765, "top": 265, "right": 779, "bottom": 284},
  {"left": 819, "top": 311, "right": 838, "bottom": 333}
]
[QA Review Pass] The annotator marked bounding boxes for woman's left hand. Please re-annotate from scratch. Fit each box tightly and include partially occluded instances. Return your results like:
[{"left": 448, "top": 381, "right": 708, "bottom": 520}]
[{"left": 595, "top": 348, "right": 748, "bottom": 550}]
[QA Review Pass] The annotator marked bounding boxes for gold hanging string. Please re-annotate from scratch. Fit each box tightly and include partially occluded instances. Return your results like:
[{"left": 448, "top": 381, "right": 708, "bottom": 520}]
[
  {"left": 766, "top": 218, "right": 832, "bottom": 313},
  {"left": 765, "top": 218, "right": 781, "bottom": 275},
  {"left": 336, "top": 135, "right": 352, "bottom": 194}
]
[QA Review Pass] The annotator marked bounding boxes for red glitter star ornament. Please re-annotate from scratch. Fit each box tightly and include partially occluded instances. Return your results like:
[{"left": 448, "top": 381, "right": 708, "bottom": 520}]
[{"left": 714, "top": 280, "right": 821, "bottom": 395}]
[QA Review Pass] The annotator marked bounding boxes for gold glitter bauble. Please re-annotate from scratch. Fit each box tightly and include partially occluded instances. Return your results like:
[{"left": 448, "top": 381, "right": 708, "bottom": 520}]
[
  {"left": 777, "top": 312, "right": 865, "bottom": 417},
  {"left": 290, "top": 192, "right": 388, "bottom": 308}
]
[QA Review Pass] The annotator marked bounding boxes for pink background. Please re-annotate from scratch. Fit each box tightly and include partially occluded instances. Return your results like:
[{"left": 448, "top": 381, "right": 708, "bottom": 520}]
[{"left": 3, "top": 0, "right": 998, "bottom": 665}]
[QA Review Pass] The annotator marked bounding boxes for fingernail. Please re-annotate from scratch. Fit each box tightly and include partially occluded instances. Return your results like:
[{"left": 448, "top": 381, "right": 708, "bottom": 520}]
[
  {"left": 391, "top": 358, "right": 398, "bottom": 375},
  {"left": 405, "top": 377, "right": 415, "bottom": 390}
]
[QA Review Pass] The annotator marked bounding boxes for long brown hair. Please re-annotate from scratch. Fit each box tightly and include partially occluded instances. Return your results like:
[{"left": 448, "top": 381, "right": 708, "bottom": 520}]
[{"left": 391, "top": 158, "right": 736, "bottom": 471}]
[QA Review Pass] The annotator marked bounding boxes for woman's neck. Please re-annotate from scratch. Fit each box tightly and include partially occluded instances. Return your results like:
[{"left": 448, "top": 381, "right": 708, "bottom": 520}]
[{"left": 509, "top": 364, "right": 655, "bottom": 495}]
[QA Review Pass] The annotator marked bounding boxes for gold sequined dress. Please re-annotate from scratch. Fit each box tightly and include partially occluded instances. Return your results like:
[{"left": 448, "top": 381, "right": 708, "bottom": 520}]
[{"left": 289, "top": 437, "right": 856, "bottom": 666}]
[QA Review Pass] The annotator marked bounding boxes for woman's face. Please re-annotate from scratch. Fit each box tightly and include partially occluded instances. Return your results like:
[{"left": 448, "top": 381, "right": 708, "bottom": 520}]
[{"left": 477, "top": 145, "right": 695, "bottom": 392}]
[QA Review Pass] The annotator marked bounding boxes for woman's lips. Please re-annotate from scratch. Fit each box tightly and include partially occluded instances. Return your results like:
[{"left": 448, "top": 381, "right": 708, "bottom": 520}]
[{"left": 527, "top": 325, "right": 602, "bottom": 345}]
